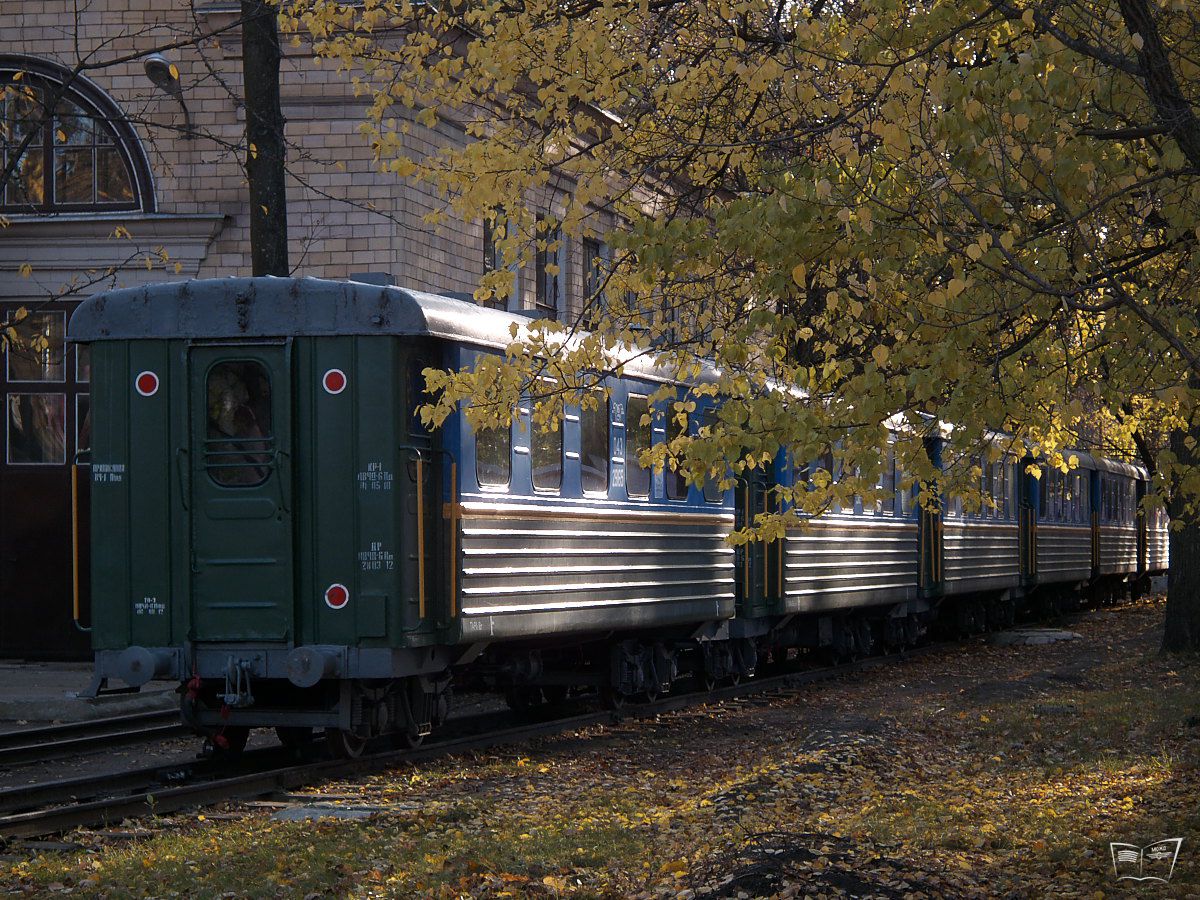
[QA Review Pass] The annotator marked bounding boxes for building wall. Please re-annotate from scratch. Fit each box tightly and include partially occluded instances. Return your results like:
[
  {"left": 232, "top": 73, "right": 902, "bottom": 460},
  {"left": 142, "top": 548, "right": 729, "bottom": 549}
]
[{"left": 0, "top": 2, "right": 499, "bottom": 298}]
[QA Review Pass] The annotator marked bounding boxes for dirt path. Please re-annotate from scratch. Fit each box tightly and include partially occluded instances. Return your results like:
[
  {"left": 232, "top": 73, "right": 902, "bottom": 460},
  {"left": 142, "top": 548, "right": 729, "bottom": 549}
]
[{"left": 6, "top": 598, "right": 1199, "bottom": 898}]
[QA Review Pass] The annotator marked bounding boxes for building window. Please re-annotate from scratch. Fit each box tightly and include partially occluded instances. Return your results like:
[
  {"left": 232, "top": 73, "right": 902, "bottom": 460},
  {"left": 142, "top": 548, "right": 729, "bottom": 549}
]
[
  {"left": 583, "top": 238, "right": 605, "bottom": 302},
  {"left": 76, "top": 393, "right": 90, "bottom": 455},
  {"left": 7, "top": 392, "right": 65, "bottom": 464},
  {"left": 7, "top": 310, "right": 64, "bottom": 382},
  {"left": 535, "top": 215, "right": 561, "bottom": 319},
  {"left": 1, "top": 57, "right": 154, "bottom": 214},
  {"left": 483, "top": 214, "right": 500, "bottom": 274},
  {"left": 480, "top": 209, "right": 509, "bottom": 311}
]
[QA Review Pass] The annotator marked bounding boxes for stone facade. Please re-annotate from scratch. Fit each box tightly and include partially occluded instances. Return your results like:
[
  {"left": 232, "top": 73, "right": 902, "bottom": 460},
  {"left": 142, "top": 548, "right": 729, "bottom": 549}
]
[{"left": 0, "top": 1, "right": 600, "bottom": 312}]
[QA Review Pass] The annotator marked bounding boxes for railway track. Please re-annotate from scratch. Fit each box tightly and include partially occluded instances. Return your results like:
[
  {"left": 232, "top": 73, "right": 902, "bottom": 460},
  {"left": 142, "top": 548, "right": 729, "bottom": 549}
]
[
  {"left": 0, "top": 645, "right": 937, "bottom": 841},
  {"left": 0, "top": 710, "right": 189, "bottom": 768}
]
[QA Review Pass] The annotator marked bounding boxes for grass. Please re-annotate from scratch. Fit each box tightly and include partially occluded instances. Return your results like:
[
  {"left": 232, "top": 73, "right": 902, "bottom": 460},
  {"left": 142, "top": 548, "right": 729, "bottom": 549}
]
[{"left": 10, "top": 798, "right": 646, "bottom": 897}]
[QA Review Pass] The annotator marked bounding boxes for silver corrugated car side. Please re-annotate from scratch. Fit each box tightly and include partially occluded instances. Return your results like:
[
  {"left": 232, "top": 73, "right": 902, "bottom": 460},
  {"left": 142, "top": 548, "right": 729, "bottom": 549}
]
[{"left": 781, "top": 515, "right": 919, "bottom": 613}]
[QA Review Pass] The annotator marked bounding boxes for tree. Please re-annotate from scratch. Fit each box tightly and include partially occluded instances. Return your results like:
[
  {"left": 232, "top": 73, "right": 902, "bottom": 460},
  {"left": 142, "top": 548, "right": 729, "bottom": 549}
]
[
  {"left": 289, "top": 0, "right": 1200, "bottom": 648},
  {"left": 242, "top": 0, "right": 290, "bottom": 275}
]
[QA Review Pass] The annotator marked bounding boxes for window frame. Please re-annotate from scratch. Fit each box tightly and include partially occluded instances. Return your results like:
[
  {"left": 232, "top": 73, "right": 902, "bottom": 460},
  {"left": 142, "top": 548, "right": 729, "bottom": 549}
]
[
  {"left": 203, "top": 359, "right": 275, "bottom": 488},
  {"left": 6, "top": 309, "right": 66, "bottom": 383},
  {"left": 663, "top": 400, "right": 688, "bottom": 501},
  {"left": 474, "top": 419, "right": 513, "bottom": 490},
  {"left": 6, "top": 390, "right": 66, "bottom": 465},
  {"left": 534, "top": 214, "right": 563, "bottom": 320},
  {"left": 0, "top": 57, "right": 155, "bottom": 215},
  {"left": 579, "top": 390, "right": 609, "bottom": 496},
  {"left": 701, "top": 411, "right": 725, "bottom": 504},
  {"left": 625, "top": 392, "right": 651, "bottom": 499}
]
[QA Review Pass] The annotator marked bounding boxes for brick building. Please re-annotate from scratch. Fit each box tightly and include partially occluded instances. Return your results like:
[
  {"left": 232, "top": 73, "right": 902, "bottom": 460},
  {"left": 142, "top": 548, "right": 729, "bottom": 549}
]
[{"left": 0, "top": 1, "right": 594, "bottom": 658}]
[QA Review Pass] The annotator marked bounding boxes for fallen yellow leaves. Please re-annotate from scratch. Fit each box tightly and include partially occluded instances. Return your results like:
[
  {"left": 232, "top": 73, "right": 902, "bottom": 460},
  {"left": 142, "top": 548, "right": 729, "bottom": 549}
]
[{"left": 5, "top": 598, "right": 1198, "bottom": 897}]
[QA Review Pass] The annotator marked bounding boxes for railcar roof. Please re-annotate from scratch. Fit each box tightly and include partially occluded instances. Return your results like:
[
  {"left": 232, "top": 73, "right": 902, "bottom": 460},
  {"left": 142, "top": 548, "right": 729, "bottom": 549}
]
[
  {"left": 68, "top": 276, "right": 697, "bottom": 385},
  {"left": 69, "top": 276, "right": 521, "bottom": 347}
]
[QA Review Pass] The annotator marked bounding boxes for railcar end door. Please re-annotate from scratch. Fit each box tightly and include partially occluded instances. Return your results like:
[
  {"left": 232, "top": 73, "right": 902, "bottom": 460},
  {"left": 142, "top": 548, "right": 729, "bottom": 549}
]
[{"left": 187, "top": 344, "right": 294, "bottom": 641}]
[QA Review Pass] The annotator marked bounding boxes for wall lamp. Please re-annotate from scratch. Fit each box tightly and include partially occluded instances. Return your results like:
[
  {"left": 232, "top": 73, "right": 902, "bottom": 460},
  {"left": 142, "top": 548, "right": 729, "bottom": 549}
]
[{"left": 143, "top": 53, "right": 193, "bottom": 139}]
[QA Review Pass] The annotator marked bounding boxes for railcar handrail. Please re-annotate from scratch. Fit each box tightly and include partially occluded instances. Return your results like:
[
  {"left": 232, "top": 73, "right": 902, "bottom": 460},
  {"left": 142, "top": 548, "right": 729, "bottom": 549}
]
[
  {"left": 398, "top": 445, "right": 459, "bottom": 622},
  {"left": 175, "top": 447, "right": 190, "bottom": 510},
  {"left": 71, "top": 456, "right": 91, "bottom": 633}
]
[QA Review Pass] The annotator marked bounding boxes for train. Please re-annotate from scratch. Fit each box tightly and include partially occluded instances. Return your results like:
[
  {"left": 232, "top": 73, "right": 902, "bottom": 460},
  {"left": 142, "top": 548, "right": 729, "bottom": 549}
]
[{"left": 68, "top": 276, "right": 1169, "bottom": 757}]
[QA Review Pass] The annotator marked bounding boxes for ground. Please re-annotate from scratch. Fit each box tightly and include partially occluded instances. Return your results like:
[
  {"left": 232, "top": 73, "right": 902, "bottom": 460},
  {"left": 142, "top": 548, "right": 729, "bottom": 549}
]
[{"left": 4, "top": 597, "right": 1200, "bottom": 898}]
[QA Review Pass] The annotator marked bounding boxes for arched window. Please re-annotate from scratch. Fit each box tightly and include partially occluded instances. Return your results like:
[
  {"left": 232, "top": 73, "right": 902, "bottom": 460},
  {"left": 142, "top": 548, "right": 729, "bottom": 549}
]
[{"left": 0, "top": 56, "right": 154, "bottom": 214}]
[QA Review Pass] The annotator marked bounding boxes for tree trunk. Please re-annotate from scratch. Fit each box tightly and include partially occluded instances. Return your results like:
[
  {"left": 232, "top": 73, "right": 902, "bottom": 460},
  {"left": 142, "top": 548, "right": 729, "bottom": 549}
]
[
  {"left": 241, "top": 0, "right": 289, "bottom": 276},
  {"left": 1163, "top": 402, "right": 1200, "bottom": 653}
]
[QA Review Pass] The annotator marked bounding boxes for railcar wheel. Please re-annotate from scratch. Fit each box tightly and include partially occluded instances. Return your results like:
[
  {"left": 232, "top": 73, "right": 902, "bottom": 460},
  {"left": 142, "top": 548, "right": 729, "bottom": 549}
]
[
  {"left": 391, "top": 728, "right": 425, "bottom": 750},
  {"left": 275, "top": 726, "right": 315, "bottom": 749},
  {"left": 327, "top": 728, "right": 368, "bottom": 759}
]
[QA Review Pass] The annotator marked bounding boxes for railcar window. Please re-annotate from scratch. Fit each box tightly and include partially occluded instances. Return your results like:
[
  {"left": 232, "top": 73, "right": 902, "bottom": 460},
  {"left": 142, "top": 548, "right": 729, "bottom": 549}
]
[
  {"left": 580, "top": 393, "right": 608, "bottom": 494},
  {"left": 475, "top": 421, "right": 512, "bottom": 488},
  {"left": 703, "top": 472, "right": 724, "bottom": 503},
  {"left": 206, "top": 361, "right": 273, "bottom": 487},
  {"left": 701, "top": 413, "right": 725, "bottom": 503},
  {"left": 983, "top": 461, "right": 995, "bottom": 519},
  {"left": 626, "top": 394, "right": 651, "bottom": 498},
  {"left": 815, "top": 449, "right": 837, "bottom": 488},
  {"left": 531, "top": 420, "right": 562, "bottom": 492},
  {"left": 874, "top": 448, "right": 896, "bottom": 515},
  {"left": 665, "top": 407, "right": 688, "bottom": 500}
]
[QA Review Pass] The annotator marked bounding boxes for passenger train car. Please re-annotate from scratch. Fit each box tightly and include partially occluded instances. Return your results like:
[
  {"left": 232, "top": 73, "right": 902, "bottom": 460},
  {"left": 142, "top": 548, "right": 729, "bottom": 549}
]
[{"left": 69, "top": 277, "right": 1169, "bottom": 756}]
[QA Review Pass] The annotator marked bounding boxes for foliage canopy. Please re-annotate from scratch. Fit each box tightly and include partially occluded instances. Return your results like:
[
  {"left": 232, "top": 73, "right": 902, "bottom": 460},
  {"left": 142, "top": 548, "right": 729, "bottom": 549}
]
[{"left": 286, "top": 0, "right": 1200, "bottom": 527}]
